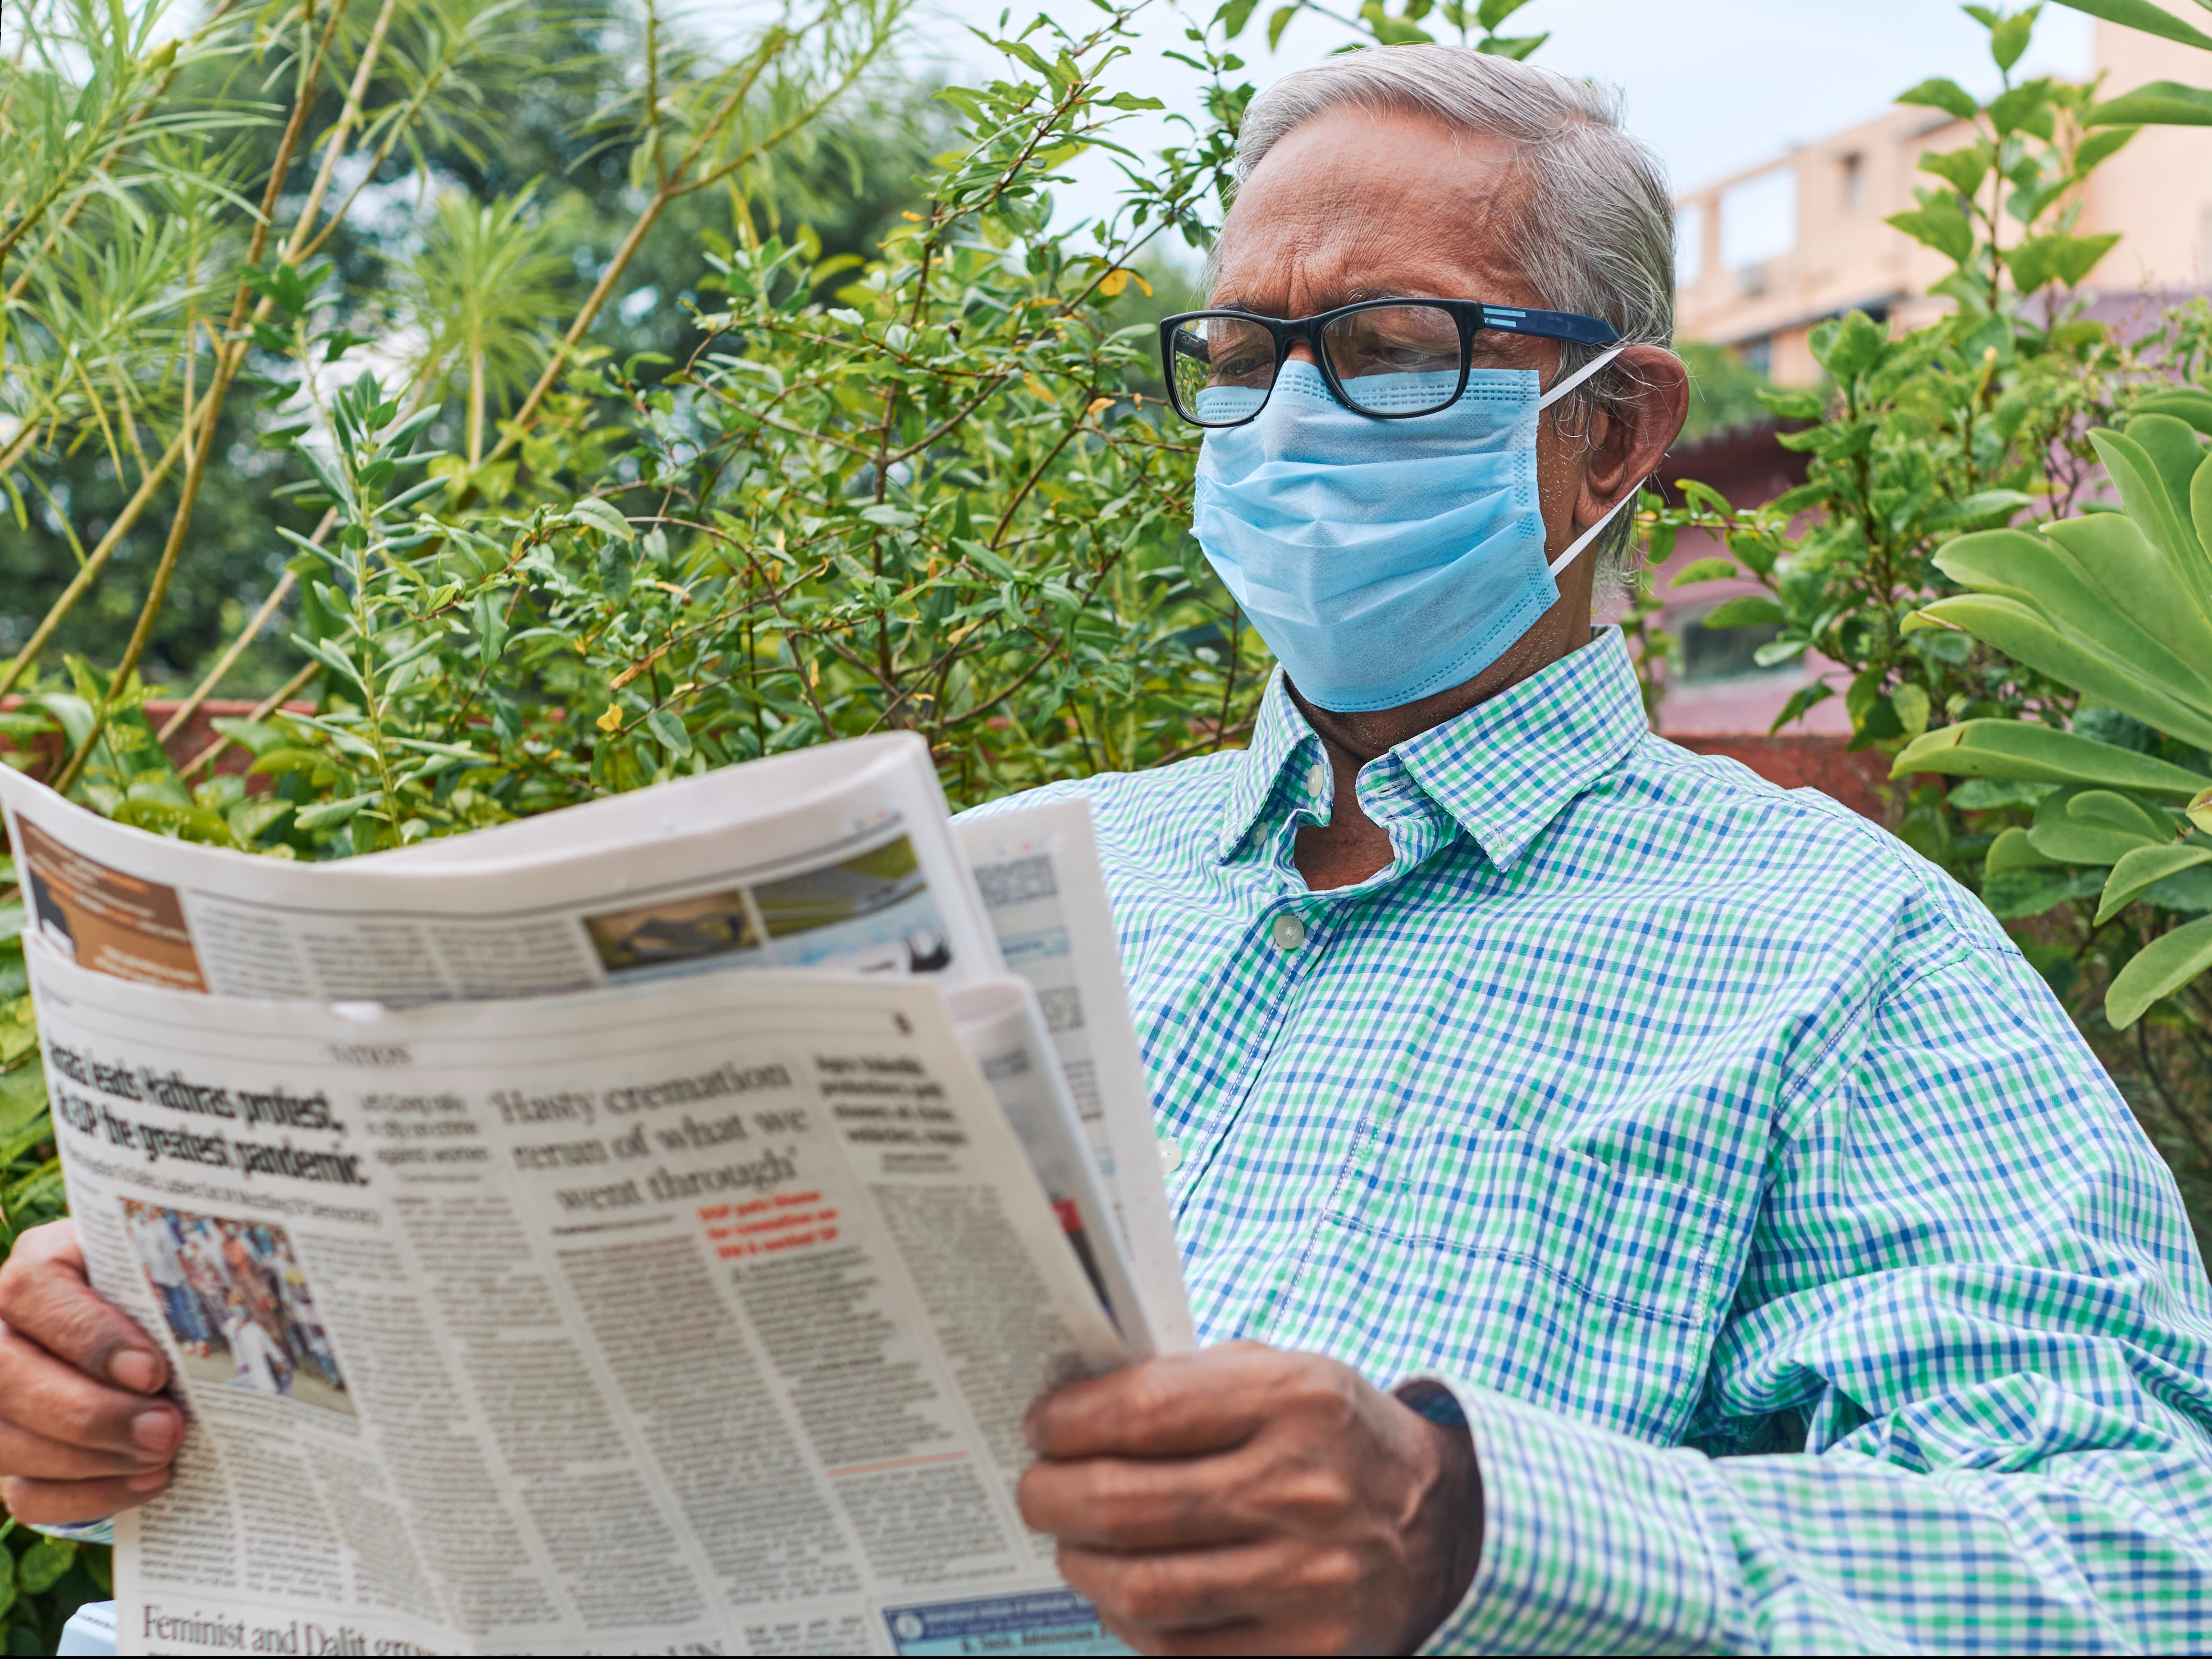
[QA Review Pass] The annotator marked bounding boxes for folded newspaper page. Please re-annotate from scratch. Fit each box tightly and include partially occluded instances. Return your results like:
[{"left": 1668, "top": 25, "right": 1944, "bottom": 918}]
[
  {"left": 0, "top": 742, "right": 1188, "bottom": 1351},
  {"left": 32, "top": 943, "right": 1138, "bottom": 1654}
]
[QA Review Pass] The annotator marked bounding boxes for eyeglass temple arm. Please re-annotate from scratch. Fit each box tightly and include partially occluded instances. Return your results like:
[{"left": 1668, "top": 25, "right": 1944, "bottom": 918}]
[{"left": 1476, "top": 305, "right": 1621, "bottom": 346}]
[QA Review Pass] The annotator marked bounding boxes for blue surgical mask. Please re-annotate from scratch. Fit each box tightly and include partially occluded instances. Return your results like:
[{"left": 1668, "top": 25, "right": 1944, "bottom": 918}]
[{"left": 1193, "top": 349, "right": 1630, "bottom": 713}]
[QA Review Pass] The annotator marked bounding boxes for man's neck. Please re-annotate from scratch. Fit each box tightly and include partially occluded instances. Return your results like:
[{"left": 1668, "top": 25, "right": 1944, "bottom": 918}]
[{"left": 1289, "top": 619, "right": 1595, "bottom": 891}]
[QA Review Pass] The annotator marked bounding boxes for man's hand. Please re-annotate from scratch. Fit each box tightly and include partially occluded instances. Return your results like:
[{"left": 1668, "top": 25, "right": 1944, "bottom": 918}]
[
  {"left": 0, "top": 1219, "right": 182, "bottom": 1523},
  {"left": 1018, "top": 1342, "right": 1481, "bottom": 1656}
]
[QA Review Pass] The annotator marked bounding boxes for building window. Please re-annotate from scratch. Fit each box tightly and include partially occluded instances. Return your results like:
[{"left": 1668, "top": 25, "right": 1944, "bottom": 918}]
[
  {"left": 1677, "top": 202, "right": 1706, "bottom": 290},
  {"left": 1842, "top": 152, "right": 1864, "bottom": 213},
  {"left": 1721, "top": 166, "right": 1798, "bottom": 277},
  {"left": 1679, "top": 606, "right": 1787, "bottom": 682},
  {"left": 1738, "top": 336, "right": 1773, "bottom": 376}
]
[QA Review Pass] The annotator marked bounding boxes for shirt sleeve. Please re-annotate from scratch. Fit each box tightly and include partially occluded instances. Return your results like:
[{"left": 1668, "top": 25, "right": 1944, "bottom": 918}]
[{"left": 1407, "top": 943, "right": 2212, "bottom": 1655}]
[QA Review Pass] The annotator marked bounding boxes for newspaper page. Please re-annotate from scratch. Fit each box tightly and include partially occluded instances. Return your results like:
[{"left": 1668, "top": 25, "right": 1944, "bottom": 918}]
[
  {"left": 958, "top": 803, "right": 1192, "bottom": 1351},
  {"left": 30, "top": 940, "right": 1146, "bottom": 1656},
  {"left": 0, "top": 744, "right": 1193, "bottom": 1354},
  {"left": 0, "top": 734, "right": 1002, "bottom": 1005}
]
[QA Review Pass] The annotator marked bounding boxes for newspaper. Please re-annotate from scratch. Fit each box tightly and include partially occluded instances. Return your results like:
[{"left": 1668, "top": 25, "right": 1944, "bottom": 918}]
[{"left": 0, "top": 741, "right": 1189, "bottom": 1655}]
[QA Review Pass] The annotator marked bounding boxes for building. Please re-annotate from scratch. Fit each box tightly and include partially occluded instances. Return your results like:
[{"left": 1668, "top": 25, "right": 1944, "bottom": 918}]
[
  {"left": 1673, "top": 9, "right": 2212, "bottom": 385},
  {"left": 1652, "top": 3, "right": 2212, "bottom": 738}
]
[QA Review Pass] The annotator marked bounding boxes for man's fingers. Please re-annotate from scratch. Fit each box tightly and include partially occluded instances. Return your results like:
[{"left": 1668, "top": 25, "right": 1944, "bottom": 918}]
[
  {"left": 0, "top": 1326, "right": 183, "bottom": 1461},
  {"left": 1027, "top": 1344, "right": 1290, "bottom": 1459},
  {"left": 0, "top": 1219, "right": 167, "bottom": 1394},
  {"left": 1058, "top": 1537, "right": 1355, "bottom": 1644},
  {"left": 1019, "top": 1450, "right": 1264, "bottom": 1550},
  {"left": 1, "top": 1470, "right": 170, "bottom": 1527},
  {"left": 0, "top": 1416, "right": 170, "bottom": 1484}
]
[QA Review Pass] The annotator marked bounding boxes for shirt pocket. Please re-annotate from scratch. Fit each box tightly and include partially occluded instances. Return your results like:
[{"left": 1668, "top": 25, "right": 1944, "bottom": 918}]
[{"left": 1303, "top": 1130, "right": 1726, "bottom": 1445}]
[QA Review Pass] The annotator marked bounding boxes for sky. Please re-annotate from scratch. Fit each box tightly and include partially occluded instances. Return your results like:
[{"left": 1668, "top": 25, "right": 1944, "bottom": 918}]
[{"left": 911, "top": 0, "right": 2093, "bottom": 236}]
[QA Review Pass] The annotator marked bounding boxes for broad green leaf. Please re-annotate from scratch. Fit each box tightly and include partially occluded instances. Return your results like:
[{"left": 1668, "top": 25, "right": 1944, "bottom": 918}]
[
  {"left": 1915, "top": 594, "right": 2212, "bottom": 753},
  {"left": 0, "top": 1060, "right": 46, "bottom": 1137},
  {"left": 571, "top": 498, "right": 636, "bottom": 542},
  {"left": 1892, "top": 684, "right": 1932, "bottom": 738},
  {"left": 1891, "top": 720, "right": 2212, "bottom": 798},
  {"left": 1934, "top": 532, "right": 2212, "bottom": 715},
  {"left": 1991, "top": 7, "right": 2035, "bottom": 68},
  {"left": 1820, "top": 310, "right": 1890, "bottom": 382},
  {"left": 2038, "top": 511, "right": 2212, "bottom": 673},
  {"left": 2028, "top": 816, "right": 2157, "bottom": 866},
  {"left": 2099, "top": 843, "right": 2212, "bottom": 922},
  {"left": 17, "top": 1536, "right": 74, "bottom": 1595},
  {"left": 1667, "top": 557, "right": 1738, "bottom": 587},
  {"left": 1898, "top": 76, "right": 1981, "bottom": 119},
  {"left": 1216, "top": 0, "right": 1259, "bottom": 36},
  {"left": 1983, "top": 866, "right": 2103, "bottom": 919},
  {"left": 2109, "top": 913, "right": 2212, "bottom": 1029},
  {"left": 2052, "top": 0, "right": 2212, "bottom": 50},
  {"left": 1950, "top": 778, "right": 2058, "bottom": 811},
  {"left": 2091, "top": 428, "right": 2212, "bottom": 599},
  {"left": 2068, "top": 788, "right": 2172, "bottom": 840},
  {"left": 2088, "top": 79, "right": 2212, "bottom": 126},
  {"left": 647, "top": 708, "right": 693, "bottom": 756},
  {"left": 2135, "top": 389, "right": 2212, "bottom": 436},
  {"left": 1887, "top": 200, "right": 1975, "bottom": 263},
  {"left": 248, "top": 747, "right": 339, "bottom": 779},
  {"left": 2125, "top": 413, "right": 2208, "bottom": 524},
  {"left": 1918, "top": 144, "right": 1990, "bottom": 197},
  {"left": 1267, "top": 5, "right": 1298, "bottom": 48},
  {"left": 1698, "top": 596, "right": 1786, "bottom": 628},
  {"left": 228, "top": 799, "right": 296, "bottom": 843},
  {"left": 294, "top": 792, "right": 377, "bottom": 832},
  {"left": 1988, "top": 825, "right": 2056, "bottom": 871},
  {"left": 2007, "top": 232, "right": 2119, "bottom": 292}
]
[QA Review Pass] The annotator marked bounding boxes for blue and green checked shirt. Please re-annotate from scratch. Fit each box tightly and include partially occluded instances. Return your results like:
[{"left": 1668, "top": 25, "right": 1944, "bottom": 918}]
[{"left": 985, "top": 626, "right": 2212, "bottom": 1654}]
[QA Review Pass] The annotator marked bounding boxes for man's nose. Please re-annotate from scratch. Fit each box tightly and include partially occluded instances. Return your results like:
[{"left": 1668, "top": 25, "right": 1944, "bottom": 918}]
[{"left": 1286, "top": 340, "right": 1319, "bottom": 367}]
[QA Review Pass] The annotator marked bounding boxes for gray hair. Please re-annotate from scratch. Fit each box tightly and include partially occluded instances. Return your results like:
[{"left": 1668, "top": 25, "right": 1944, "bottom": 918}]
[{"left": 1231, "top": 45, "right": 1676, "bottom": 610}]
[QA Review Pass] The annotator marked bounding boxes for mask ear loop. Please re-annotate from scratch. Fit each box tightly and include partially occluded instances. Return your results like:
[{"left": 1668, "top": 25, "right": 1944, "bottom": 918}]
[{"left": 1533, "top": 344, "right": 1636, "bottom": 578}]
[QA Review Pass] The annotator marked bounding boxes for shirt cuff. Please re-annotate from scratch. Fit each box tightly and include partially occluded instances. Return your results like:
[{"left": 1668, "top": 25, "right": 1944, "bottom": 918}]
[
  {"left": 28, "top": 1517, "right": 113, "bottom": 1547},
  {"left": 1396, "top": 1373, "right": 1734, "bottom": 1655}
]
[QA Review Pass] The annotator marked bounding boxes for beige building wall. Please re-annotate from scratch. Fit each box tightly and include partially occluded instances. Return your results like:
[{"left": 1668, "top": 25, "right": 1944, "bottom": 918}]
[{"left": 1674, "top": 4, "right": 2212, "bottom": 383}]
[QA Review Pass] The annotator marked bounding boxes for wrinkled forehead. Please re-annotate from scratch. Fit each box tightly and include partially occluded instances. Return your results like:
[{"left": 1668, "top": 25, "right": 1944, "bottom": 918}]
[{"left": 1210, "top": 105, "right": 1540, "bottom": 316}]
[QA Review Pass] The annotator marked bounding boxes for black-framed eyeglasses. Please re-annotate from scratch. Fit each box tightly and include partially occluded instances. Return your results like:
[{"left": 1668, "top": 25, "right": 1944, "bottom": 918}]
[{"left": 1157, "top": 298, "right": 1620, "bottom": 428}]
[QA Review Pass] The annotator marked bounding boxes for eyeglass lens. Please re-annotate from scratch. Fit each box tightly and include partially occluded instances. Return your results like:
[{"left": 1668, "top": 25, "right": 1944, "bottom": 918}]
[{"left": 1170, "top": 305, "right": 1466, "bottom": 425}]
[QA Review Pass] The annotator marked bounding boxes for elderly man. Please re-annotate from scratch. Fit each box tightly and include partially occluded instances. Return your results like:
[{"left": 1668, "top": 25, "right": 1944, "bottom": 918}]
[{"left": 1, "top": 42, "right": 2209, "bottom": 1656}]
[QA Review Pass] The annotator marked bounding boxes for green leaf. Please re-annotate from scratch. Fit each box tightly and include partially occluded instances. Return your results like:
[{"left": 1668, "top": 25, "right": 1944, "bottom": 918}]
[
  {"left": 1991, "top": 81, "right": 2057, "bottom": 137},
  {"left": 1983, "top": 865, "right": 2104, "bottom": 919},
  {"left": 1267, "top": 5, "right": 1298, "bottom": 47},
  {"left": 2052, "top": 0, "right": 2212, "bottom": 51},
  {"left": 2087, "top": 79, "right": 2212, "bottom": 126},
  {"left": 0, "top": 1061, "right": 46, "bottom": 1138},
  {"left": 1754, "top": 387, "right": 1825, "bottom": 421},
  {"left": 1898, "top": 76, "right": 1981, "bottom": 119},
  {"left": 294, "top": 793, "right": 377, "bottom": 832},
  {"left": 112, "top": 801, "right": 239, "bottom": 848},
  {"left": 1818, "top": 310, "right": 1891, "bottom": 382},
  {"left": 2028, "top": 787, "right": 2164, "bottom": 864},
  {"left": 2134, "top": 389, "right": 2212, "bottom": 436},
  {"left": 2074, "top": 125, "right": 2139, "bottom": 172},
  {"left": 1951, "top": 778, "right": 2058, "bottom": 811},
  {"left": 2068, "top": 787, "right": 2172, "bottom": 840},
  {"left": 1919, "top": 144, "right": 1992, "bottom": 198},
  {"left": 228, "top": 799, "right": 296, "bottom": 843},
  {"left": 1991, "top": 8, "right": 2036, "bottom": 69},
  {"left": 1888, "top": 197, "right": 1976, "bottom": 264},
  {"left": 2007, "top": 231, "right": 2120, "bottom": 291},
  {"left": 571, "top": 498, "right": 635, "bottom": 542},
  {"left": 1891, "top": 720, "right": 2212, "bottom": 798},
  {"left": 2109, "top": 913, "right": 2212, "bottom": 1028},
  {"left": 1988, "top": 825, "right": 2057, "bottom": 871},
  {"left": 647, "top": 708, "right": 693, "bottom": 756},
  {"left": 17, "top": 1536, "right": 74, "bottom": 1595},
  {"left": 2098, "top": 843, "right": 2212, "bottom": 922},
  {"left": 208, "top": 718, "right": 290, "bottom": 757},
  {"left": 1667, "top": 558, "right": 1739, "bottom": 587},
  {"left": 1216, "top": 0, "right": 1258, "bottom": 35},
  {"left": 1699, "top": 596, "right": 1787, "bottom": 629}
]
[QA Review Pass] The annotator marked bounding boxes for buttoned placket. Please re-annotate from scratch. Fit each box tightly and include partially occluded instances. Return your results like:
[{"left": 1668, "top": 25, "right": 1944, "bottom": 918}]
[{"left": 1165, "top": 741, "right": 1460, "bottom": 1222}]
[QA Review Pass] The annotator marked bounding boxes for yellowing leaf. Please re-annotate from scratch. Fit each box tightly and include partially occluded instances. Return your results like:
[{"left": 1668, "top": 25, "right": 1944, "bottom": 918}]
[
  {"left": 1024, "top": 373, "right": 1052, "bottom": 400},
  {"left": 901, "top": 211, "right": 923, "bottom": 222},
  {"left": 1097, "top": 269, "right": 1129, "bottom": 297},
  {"left": 1086, "top": 397, "right": 1114, "bottom": 417},
  {"left": 596, "top": 702, "right": 623, "bottom": 734}
]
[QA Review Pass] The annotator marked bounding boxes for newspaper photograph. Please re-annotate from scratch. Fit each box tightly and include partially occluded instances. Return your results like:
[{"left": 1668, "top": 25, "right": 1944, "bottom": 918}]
[{"left": 31, "top": 940, "right": 1146, "bottom": 1655}]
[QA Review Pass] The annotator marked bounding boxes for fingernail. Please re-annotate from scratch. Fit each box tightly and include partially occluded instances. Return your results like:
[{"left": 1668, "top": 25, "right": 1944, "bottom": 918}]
[
  {"left": 109, "top": 1350, "right": 161, "bottom": 1393},
  {"left": 131, "top": 1410, "right": 178, "bottom": 1453},
  {"left": 124, "top": 1468, "right": 170, "bottom": 1492}
]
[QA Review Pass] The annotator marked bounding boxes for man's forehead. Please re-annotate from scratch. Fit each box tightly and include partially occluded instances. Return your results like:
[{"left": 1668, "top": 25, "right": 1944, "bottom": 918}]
[{"left": 1211, "top": 105, "right": 1538, "bottom": 311}]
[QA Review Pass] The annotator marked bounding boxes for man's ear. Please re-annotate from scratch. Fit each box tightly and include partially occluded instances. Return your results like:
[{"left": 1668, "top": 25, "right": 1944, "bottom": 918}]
[{"left": 1577, "top": 346, "right": 1689, "bottom": 525}]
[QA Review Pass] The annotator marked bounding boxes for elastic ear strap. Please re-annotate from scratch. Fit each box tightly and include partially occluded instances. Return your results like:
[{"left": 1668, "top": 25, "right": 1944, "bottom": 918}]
[
  {"left": 1547, "top": 487, "right": 1638, "bottom": 579},
  {"left": 1536, "top": 344, "right": 1626, "bottom": 412}
]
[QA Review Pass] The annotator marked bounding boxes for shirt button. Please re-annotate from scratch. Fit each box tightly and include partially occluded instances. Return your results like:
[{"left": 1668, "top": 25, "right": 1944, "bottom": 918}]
[
  {"left": 1307, "top": 763, "right": 1329, "bottom": 798},
  {"left": 1158, "top": 1137, "right": 1184, "bottom": 1173},
  {"left": 1270, "top": 913, "right": 1307, "bottom": 951}
]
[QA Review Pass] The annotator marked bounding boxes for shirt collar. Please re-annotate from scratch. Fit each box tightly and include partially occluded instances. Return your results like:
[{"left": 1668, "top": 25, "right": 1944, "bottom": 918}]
[{"left": 1213, "top": 628, "right": 1649, "bottom": 871}]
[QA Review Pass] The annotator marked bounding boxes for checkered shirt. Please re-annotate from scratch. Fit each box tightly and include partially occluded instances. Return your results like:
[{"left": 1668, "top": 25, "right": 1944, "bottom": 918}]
[{"left": 970, "top": 627, "right": 2212, "bottom": 1654}]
